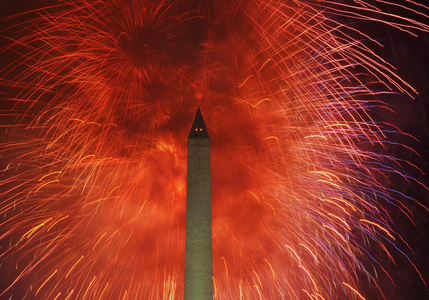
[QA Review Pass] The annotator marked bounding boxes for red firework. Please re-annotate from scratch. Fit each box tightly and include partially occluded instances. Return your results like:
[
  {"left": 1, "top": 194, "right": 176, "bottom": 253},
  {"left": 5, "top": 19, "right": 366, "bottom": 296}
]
[{"left": 1, "top": 0, "right": 428, "bottom": 299}]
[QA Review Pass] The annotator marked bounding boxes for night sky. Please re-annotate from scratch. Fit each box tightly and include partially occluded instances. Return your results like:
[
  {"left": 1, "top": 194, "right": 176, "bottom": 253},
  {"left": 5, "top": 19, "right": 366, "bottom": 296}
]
[{"left": 1, "top": 1, "right": 429, "bottom": 299}]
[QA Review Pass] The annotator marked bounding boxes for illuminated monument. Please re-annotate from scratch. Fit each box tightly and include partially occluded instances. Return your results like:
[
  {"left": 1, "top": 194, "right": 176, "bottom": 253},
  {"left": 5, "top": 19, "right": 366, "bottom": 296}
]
[{"left": 184, "top": 108, "right": 213, "bottom": 299}]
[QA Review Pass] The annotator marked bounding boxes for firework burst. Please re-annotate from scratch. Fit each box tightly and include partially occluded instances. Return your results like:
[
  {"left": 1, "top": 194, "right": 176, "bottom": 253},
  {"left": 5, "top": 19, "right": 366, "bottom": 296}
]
[{"left": 1, "top": 0, "right": 428, "bottom": 299}]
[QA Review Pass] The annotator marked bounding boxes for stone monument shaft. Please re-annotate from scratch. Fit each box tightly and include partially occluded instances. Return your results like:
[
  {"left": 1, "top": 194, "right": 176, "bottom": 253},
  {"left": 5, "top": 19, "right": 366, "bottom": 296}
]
[{"left": 184, "top": 108, "right": 213, "bottom": 299}]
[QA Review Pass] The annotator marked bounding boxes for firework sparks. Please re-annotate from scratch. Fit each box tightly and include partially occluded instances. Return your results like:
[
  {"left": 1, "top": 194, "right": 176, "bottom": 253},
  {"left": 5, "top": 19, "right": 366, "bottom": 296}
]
[{"left": 1, "top": 0, "right": 428, "bottom": 299}]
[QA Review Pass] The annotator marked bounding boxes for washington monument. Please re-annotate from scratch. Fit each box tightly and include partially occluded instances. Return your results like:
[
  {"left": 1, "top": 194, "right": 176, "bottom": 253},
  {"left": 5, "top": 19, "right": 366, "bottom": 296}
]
[{"left": 184, "top": 108, "right": 213, "bottom": 299}]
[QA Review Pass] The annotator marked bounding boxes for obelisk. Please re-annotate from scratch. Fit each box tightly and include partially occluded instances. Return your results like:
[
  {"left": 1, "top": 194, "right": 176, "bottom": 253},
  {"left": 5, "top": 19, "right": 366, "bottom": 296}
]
[{"left": 184, "top": 108, "right": 213, "bottom": 299}]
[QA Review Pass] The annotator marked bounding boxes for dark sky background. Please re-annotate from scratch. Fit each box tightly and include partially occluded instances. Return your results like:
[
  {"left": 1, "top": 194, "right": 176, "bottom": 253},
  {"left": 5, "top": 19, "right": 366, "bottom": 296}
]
[{"left": 1, "top": 1, "right": 429, "bottom": 299}]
